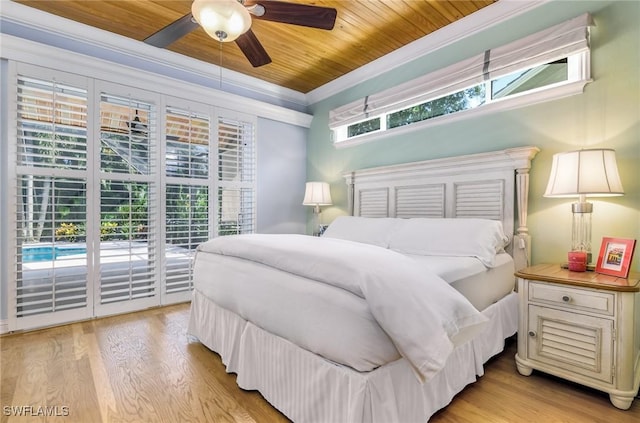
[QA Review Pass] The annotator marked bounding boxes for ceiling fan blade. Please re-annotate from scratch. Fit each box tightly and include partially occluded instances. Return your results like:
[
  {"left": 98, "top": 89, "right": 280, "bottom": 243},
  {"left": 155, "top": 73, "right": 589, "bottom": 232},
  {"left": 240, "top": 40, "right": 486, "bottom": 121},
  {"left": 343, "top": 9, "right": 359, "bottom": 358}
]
[
  {"left": 144, "top": 13, "right": 199, "bottom": 48},
  {"left": 252, "top": 1, "right": 337, "bottom": 30},
  {"left": 235, "top": 29, "right": 272, "bottom": 67}
]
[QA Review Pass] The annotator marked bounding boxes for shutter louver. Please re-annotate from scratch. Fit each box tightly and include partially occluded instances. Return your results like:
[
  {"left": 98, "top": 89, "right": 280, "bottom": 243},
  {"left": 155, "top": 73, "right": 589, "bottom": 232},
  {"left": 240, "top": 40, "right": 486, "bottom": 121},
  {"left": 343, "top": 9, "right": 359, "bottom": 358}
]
[
  {"left": 17, "top": 76, "right": 87, "bottom": 170},
  {"left": 16, "top": 177, "right": 88, "bottom": 317},
  {"left": 99, "top": 181, "right": 156, "bottom": 304},
  {"left": 166, "top": 107, "right": 210, "bottom": 179},
  {"left": 100, "top": 95, "right": 153, "bottom": 175}
]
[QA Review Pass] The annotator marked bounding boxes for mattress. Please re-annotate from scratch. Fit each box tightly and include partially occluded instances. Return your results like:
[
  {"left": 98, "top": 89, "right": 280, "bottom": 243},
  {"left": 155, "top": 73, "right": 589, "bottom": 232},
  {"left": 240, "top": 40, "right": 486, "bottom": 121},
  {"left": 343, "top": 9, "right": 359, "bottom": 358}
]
[
  {"left": 407, "top": 253, "right": 515, "bottom": 311},
  {"left": 193, "top": 249, "right": 514, "bottom": 373}
]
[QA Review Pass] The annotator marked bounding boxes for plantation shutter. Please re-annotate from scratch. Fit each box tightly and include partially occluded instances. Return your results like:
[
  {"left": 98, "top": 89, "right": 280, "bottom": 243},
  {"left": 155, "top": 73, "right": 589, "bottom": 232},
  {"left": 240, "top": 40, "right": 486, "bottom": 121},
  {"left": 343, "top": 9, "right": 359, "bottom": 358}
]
[
  {"left": 97, "top": 93, "right": 159, "bottom": 313},
  {"left": 164, "top": 106, "right": 211, "bottom": 298},
  {"left": 217, "top": 112, "right": 256, "bottom": 235},
  {"left": 13, "top": 73, "right": 91, "bottom": 329}
]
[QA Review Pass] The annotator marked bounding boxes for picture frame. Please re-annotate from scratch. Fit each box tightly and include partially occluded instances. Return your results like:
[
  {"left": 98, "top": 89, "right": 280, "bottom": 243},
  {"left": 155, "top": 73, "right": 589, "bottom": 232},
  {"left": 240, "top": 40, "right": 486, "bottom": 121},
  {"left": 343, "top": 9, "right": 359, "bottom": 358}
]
[{"left": 595, "top": 237, "right": 636, "bottom": 278}]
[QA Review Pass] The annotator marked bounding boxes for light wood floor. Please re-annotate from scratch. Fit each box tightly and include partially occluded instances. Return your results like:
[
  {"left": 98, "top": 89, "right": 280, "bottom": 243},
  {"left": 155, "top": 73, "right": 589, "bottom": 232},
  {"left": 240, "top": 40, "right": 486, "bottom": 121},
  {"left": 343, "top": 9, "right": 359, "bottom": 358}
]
[{"left": 1, "top": 303, "right": 638, "bottom": 423}]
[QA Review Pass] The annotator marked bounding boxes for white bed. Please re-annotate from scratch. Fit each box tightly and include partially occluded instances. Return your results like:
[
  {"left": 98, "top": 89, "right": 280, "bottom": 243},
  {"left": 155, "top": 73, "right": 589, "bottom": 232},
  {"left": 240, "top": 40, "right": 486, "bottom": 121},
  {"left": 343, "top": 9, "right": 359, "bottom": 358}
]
[{"left": 188, "top": 147, "right": 539, "bottom": 422}]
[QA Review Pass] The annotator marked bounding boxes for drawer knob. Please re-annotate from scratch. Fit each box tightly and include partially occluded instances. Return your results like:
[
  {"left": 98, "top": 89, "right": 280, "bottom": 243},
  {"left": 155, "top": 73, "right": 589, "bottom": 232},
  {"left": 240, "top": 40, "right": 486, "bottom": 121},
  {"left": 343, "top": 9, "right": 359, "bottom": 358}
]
[
  {"left": 528, "top": 331, "right": 536, "bottom": 337},
  {"left": 562, "top": 295, "right": 571, "bottom": 302}
]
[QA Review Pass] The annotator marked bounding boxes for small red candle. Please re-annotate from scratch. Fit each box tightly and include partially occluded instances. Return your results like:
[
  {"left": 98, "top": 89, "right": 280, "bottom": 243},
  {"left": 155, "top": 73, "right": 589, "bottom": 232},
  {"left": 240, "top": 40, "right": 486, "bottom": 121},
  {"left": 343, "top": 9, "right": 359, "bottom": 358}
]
[{"left": 568, "top": 251, "right": 587, "bottom": 272}]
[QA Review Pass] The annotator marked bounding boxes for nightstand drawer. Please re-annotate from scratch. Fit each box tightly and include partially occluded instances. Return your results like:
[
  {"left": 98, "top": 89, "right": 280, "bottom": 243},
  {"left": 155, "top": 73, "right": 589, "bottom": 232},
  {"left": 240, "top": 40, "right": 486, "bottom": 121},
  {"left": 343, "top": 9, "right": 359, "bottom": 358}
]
[{"left": 528, "top": 282, "right": 615, "bottom": 316}]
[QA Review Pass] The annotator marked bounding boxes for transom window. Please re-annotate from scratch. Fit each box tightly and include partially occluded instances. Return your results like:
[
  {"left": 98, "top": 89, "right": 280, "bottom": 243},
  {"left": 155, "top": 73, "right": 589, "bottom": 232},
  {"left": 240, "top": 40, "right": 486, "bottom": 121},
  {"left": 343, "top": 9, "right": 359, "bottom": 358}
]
[{"left": 331, "top": 14, "right": 592, "bottom": 147}]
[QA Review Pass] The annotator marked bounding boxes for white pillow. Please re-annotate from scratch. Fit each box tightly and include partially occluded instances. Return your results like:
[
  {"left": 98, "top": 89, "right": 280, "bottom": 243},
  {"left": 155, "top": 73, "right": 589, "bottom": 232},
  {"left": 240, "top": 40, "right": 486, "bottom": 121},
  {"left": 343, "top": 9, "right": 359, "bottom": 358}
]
[
  {"left": 322, "top": 216, "right": 400, "bottom": 248},
  {"left": 388, "top": 218, "right": 509, "bottom": 267}
]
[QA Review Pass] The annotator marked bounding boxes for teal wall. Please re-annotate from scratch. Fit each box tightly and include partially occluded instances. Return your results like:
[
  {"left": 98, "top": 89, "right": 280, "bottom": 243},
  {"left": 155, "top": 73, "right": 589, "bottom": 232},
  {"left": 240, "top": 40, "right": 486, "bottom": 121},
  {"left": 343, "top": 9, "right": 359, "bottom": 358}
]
[{"left": 307, "top": 1, "right": 640, "bottom": 271}]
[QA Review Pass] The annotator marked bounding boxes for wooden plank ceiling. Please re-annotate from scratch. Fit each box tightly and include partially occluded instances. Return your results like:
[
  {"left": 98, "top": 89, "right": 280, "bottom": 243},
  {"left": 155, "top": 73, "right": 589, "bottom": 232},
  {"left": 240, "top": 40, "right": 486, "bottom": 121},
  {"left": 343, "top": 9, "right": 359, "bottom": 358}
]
[{"left": 14, "top": 0, "right": 496, "bottom": 93}]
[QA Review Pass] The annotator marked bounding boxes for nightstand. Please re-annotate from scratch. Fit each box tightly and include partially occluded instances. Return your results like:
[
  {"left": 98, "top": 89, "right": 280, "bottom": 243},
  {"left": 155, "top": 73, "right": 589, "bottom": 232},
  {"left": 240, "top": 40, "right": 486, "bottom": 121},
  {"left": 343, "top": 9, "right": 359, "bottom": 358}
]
[{"left": 515, "top": 264, "right": 640, "bottom": 410}]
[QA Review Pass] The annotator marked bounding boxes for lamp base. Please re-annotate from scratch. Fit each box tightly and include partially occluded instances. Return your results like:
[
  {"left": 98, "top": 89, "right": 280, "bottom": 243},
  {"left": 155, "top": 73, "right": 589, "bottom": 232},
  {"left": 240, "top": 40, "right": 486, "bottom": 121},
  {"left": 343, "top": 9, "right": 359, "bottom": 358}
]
[{"left": 571, "top": 198, "right": 593, "bottom": 261}]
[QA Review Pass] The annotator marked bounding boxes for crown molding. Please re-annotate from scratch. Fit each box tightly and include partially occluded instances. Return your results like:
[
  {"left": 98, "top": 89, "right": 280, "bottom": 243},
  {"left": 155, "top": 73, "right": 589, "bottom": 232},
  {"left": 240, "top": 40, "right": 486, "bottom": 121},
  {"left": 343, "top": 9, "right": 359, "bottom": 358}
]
[
  {"left": 306, "top": 0, "right": 550, "bottom": 105},
  {"left": 1, "top": 34, "right": 313, "bottom": 128},
  {"left": 0, "top": 0, "right": 308, "bottom": 111}
]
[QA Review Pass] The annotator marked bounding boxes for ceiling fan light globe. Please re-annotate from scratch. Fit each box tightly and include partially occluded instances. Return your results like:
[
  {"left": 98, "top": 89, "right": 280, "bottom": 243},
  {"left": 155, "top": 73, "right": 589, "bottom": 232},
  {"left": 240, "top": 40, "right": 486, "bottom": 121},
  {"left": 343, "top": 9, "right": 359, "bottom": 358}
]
[
  {"left": 227, "top": 12, "right": 250, "bottom": 36},
  {"left": 197, "top": 9, "right": 222, "bottom": 30},
  {"left": 192, "top": 0, "right": 251, "bottom": 42}
]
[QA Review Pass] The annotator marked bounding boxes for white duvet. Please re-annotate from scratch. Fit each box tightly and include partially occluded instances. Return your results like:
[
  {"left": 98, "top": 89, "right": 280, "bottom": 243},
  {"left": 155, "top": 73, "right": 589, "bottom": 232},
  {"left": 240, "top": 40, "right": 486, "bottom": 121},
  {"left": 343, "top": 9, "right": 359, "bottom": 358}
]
[{"left": 197, "top": 234, "right": 488, "bottom": 382}]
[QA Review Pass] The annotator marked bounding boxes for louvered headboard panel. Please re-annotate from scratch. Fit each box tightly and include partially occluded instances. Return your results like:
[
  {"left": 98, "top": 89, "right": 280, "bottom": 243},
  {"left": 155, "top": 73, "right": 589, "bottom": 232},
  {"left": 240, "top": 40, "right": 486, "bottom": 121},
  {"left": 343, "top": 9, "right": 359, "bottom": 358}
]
[
  {"left": 396, "top": 184, "right": 445, "bottom": 218},
  {"left": 454, "top": 180, "right": 504, "bottom": 220},
  {"left": 343, "top": 147, "right": 539, "bottom": 270},
  {"left": 358, "top": 188, "right": 389, "bottom": 217}
]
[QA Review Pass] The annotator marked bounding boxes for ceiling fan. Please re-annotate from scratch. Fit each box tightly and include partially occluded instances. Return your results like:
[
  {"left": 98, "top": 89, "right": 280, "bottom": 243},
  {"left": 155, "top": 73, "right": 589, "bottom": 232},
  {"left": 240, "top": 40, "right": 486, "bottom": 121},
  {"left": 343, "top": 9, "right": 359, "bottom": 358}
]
[{"left": 144, "top": 0, "right": 337, "bottom": 67}]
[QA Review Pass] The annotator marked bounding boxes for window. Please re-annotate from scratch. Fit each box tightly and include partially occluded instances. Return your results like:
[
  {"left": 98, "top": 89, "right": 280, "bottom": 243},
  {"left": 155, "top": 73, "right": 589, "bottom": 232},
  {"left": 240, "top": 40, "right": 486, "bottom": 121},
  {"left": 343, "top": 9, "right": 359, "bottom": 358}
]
[
  {"left": 491, "top": 58, "right": 568, "bottom": 100},
  {"left": 348, "top": 117, "right": 380, "bottom": 138},
  {"left": 330, "top": 13, "right": 593, "bottom": 147},
  {"left": 387, "top": 85, "right": 486, "bottom": 130}
]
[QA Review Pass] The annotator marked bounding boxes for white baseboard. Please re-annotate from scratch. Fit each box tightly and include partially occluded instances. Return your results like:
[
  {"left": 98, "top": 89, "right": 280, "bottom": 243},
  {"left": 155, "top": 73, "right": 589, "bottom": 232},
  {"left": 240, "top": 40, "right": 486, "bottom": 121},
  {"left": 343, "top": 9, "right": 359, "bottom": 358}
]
[{"left": 0, "top": 319, "right": 8, "bottom": 335}]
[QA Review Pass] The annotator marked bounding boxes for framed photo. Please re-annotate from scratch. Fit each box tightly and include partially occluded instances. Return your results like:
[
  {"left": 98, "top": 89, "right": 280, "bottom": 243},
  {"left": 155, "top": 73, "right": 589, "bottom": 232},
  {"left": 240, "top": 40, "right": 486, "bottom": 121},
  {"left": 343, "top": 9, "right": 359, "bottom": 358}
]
[{"left": 595, "top": 237, "right": 636, "bottom": 278}]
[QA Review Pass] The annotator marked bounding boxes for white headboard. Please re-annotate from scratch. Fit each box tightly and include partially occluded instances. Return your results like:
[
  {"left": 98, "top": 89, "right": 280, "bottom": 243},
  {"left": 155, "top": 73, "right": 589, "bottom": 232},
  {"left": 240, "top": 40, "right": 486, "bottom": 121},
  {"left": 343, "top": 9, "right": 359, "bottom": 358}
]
[{"left": 342, "top": 147, "right": 540, "bottom": 270}]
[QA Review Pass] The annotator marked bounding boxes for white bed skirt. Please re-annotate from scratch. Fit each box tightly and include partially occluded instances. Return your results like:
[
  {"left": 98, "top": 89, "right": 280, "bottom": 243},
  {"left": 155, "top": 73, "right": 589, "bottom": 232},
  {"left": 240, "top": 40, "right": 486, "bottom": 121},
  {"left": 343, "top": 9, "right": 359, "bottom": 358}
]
[{"left": 188, "top": 290, "right": 518, "bottom": 423}]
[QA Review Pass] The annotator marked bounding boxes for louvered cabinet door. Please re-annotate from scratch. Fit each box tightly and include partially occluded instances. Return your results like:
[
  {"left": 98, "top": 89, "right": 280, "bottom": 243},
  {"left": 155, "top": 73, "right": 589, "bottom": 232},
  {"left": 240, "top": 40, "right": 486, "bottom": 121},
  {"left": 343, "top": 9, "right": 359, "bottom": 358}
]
[
  {"left": 514, "top": 264, "right": 640, "bottom": 411},
  {"left": 527, "top": 304, "right": 614, "bottom": 383}
]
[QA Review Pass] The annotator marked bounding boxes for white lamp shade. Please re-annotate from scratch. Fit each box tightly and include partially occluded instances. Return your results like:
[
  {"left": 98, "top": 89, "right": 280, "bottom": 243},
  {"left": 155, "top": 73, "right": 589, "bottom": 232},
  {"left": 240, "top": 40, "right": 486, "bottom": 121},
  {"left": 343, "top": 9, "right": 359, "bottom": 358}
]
[
  {"left": 303, "top": 182, "right": 333, "bottom": 206},
  {"left": 544, "top": 149, "right": 624, "bottom": 198},
  {"left": 192, "top": 0, "right": 252, "bottom": 42}
]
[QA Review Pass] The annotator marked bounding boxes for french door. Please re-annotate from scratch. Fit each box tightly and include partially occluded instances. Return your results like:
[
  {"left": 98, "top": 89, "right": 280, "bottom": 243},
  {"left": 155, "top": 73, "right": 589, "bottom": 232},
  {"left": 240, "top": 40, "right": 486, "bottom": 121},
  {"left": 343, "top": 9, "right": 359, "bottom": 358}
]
[
  {"left": 8, "top": 64, "right": 256, "bottom": 331},
  {"left": 94, "top": 82, "right": 161, "bottom": 316},
  {"left": 13, "top": 68, "right": 93, "bottom": 329}
]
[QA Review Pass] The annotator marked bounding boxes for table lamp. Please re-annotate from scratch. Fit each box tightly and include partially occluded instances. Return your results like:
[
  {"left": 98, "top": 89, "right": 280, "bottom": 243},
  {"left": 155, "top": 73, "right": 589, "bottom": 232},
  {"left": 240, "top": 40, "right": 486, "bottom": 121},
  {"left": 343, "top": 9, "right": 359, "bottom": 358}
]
[
  {"left": 544, "top": 148, "right": 624, "bottom": 265},
  {"left": 303, "top": 182, "right": 332, "bottom": 235}
]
